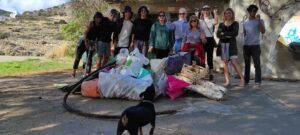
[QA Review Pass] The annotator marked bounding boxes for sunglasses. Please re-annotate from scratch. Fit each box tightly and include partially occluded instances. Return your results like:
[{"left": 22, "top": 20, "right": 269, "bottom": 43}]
[
  {"left": 159, "top": 14, "right": 165, "bottom": 17},
  {"left": 190, "top": 20, "right": 198, "bottom": 23},
  {"left": 251, "top": 9, "right": 258, "bottom": 13},
  {"left": 179, "top": 13, "right": 186, "bottom": 15}
]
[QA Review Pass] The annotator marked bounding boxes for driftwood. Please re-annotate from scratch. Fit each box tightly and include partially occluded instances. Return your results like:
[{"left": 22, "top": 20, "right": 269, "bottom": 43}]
[{"left": 177, "top": 64, "right": 208, "bottom": 84}]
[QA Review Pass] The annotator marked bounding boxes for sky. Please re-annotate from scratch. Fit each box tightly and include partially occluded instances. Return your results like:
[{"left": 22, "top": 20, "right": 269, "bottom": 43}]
[{"left": 0, "top": 0, "right": 70, "bottom": 14}]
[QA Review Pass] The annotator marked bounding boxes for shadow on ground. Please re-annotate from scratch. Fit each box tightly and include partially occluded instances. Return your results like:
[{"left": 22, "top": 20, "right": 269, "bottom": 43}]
[{"left": 0, "top": 71, "right": 300, "bottom": 135}]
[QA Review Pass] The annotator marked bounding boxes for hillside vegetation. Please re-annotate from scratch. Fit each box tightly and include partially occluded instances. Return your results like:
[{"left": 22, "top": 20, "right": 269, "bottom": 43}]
[
  {"left": 0, "top": 4, "right": 71, "bottom": 57},
  {"left": 0, "top": 0, "right": 116, "bottom": 57}
]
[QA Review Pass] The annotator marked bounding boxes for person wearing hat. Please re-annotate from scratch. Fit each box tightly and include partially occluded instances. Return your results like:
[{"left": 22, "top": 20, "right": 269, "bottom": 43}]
[
  {"left": 109, "top": 8, "right": 119, "bottom": 22},
  {"left": 199, "top": 5, "right": 218, "bottom": 81},
  {"left": 131, "top": 6, "right": 153, "bottom": 56},
  {"left": 194, "top": 8, "right": 200, "bottom": 18},
  {"left": 113, "top": 5, "right": 134, "bottom": 56}
]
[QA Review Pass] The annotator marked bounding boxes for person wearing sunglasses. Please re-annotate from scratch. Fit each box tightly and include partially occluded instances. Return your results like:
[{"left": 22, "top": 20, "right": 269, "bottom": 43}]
[
  {"left": 148, "top": 11, "right": 172, "bottom": 59},
  {"left": 243, "top": 4, "right": 265, "bottom": 86},
  {"left": 182, "top": 15, "right": 207, "bottom": 67},
  {"left": 167, "top": 7, "right": 189, "bottom": 53},
  {"left": 199, "top": 5, "right": 218, "bottom": 81}
]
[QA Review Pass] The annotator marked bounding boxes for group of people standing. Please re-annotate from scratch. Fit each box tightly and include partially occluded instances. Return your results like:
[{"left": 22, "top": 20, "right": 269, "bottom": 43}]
[
  {"left": 72, "top": 4, "right": 265, "bottom": 87},
  {"left": 216, "top": 5, "right": 265, "bottom": 87}
]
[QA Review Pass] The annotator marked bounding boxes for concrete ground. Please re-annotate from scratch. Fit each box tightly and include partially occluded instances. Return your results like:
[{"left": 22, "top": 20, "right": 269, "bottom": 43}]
[{"left": 0, "top": 71, "right": 299, "bottom": 135}]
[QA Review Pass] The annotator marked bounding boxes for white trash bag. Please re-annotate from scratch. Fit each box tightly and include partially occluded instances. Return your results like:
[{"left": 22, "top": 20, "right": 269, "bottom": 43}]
[
  {"left": 120, "top": 48, "right": 149, "bottom": 77},
  {"left": 116, "top": 48, "right": 129, "bottom": 67}
]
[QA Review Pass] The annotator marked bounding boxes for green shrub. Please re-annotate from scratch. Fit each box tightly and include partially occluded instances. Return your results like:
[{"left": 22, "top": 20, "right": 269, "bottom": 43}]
[
  {"left": 0, "top": 32, "right": 10, "bottom": 39},
  {"left": 60, "top": 20, "right": 83, "bottom": 41},
  {"left": 60, "top": 0, "right": 115, "bottom": 57}
]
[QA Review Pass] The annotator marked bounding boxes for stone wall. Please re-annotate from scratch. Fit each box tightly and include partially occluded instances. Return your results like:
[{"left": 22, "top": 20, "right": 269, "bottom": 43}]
[
  {"left": 119, "top": 0, "right": 227, "bottom": 13},
  {"left": 230, "top": 0, "right": 300, "bottom": 80}
]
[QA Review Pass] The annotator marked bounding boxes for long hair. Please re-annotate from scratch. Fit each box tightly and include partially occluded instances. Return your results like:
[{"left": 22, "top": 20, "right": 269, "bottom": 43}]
[
  {"left": 188, "top": 15, "right": 200, "bottom": 30},
  {"left": 137, "top": 6, "right": 149, "bottom": 19},
  {"left": 122, "top": 5, "right": 133, "bottom": 19},
  {"left": 222, "top": 8, "right": 235, "bottom": 22},
  {"left": 93, "top": 12, "right": 103, "bottom": 21}
]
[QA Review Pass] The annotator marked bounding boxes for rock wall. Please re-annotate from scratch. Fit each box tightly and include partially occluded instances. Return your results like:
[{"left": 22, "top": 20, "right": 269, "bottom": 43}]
[{"left": 117, "top": 0, "right": 300, "bottom": 79}]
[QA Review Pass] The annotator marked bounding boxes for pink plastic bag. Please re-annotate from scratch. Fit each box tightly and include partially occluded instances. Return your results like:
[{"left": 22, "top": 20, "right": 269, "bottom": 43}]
[{"left": 166, "top": 75, "right": 190, "bottom": 100}]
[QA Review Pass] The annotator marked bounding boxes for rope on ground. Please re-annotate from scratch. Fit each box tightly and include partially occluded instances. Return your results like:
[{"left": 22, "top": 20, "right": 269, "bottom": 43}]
[{"left": 63, "top": 61, "right": 178, "bottom": 120}]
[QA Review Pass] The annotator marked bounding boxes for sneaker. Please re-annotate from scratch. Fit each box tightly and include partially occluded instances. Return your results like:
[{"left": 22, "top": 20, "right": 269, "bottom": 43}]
[
  {"left": 255, "top": 82, "right": 261, "bottom": 85},
  {"left": 71, "top": 73, "right": 75, "bottom": 78}
]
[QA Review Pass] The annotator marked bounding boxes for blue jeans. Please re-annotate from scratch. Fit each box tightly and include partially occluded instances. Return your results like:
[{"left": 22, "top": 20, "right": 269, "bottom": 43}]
[{"left": 174, "top": 38, "right": 183, "bottom": 53}]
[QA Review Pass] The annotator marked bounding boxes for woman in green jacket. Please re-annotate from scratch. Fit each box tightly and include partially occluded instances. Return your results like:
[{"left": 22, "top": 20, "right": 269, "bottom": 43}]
[{"left": 148, "top": 11, "right": 172, "bottom": 59}]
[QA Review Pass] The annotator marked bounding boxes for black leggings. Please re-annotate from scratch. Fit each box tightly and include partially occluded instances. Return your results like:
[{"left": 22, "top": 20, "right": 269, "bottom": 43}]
[
  {"left": 204, "top": 37, "right": 215, "bottom": 69},
  {"left": 154, "top": 48, "right": 169, "bottom": 59},
  {"left": 73, "top": 38, "right": 94, "bottom": 73}
]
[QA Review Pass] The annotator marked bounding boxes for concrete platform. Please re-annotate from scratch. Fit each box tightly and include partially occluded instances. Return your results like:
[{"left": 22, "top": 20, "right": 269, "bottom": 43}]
[{"left": 0, "top": 71, "right": 299, "bottom": 135}]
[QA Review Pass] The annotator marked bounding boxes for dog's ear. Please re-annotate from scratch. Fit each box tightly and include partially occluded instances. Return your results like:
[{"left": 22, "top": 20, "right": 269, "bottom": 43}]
[
  {"left": 139, "top": 91, "right": 145, "bottom": 98},
  {"left": 139, "top": 84, "right": 155, "bottom": 99}
]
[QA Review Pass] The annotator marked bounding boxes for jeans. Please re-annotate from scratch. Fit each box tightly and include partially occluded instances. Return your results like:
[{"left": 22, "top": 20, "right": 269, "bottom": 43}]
[
  {"left": 243, "top": 45, "right": 261, "bottom": 84},
  {"left": 174, "top": 38, "right": 183, "bottom": 53}
]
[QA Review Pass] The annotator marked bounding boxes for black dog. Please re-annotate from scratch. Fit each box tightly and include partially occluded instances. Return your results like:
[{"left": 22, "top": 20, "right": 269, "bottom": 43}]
[{"left": 117, "top": 84, "right": 156, "bottom": 135}]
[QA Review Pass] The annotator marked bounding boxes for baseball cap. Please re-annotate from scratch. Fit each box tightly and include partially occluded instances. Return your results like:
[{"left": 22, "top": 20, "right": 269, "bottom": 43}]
[
  {"left": 123, "top": 5, "right": 132, "bottom": 13},
  {"left": 110, "top": 9, "right": 118, "bottom": 15},
  {"left": 202, "top": 5, "right": 210, "bottom": 9}
]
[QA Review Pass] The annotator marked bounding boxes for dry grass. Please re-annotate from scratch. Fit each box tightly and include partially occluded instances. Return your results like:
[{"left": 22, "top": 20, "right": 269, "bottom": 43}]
[{"left": 45, "top": 42, "right": 69, "bottom": 58}]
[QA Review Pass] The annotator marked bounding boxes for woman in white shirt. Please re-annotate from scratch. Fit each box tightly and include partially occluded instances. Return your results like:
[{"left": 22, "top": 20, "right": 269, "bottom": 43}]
[{"left": 199, "top": 5, "right": 218, "bottom": 81}]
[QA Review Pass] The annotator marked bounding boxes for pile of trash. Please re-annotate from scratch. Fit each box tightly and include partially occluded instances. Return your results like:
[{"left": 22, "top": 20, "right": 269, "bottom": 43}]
[{"left": 81, "top": 48, "right": 227, "bottom": 101}]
